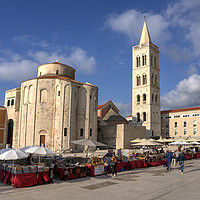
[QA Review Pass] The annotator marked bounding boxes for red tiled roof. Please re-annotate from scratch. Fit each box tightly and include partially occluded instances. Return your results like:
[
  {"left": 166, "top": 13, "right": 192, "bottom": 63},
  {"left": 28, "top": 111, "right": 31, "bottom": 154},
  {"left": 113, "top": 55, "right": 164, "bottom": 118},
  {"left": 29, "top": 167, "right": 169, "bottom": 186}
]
[
  {"left": 36, "top": 75, "right": 97, "bottom": 88},
  {"left": 161, "top": 106, "right": 200, "bottom": 114},
  {"left": 126, "top": 115, "right": 132, "bottom": 118},
  {"left": 98, "top": 100, "right": 112, "bottom": 109}
]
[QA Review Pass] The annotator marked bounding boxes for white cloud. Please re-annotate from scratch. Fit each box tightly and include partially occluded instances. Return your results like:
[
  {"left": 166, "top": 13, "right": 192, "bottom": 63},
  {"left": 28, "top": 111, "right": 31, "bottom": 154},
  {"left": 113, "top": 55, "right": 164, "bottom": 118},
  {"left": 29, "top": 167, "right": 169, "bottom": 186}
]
[
  {"left": 0, "top": 47, "right": 96, "bottom": 82},
  {"left": 105, "top": 9, "right": 170, "bottom": 45},
  {"left": 161, "top": 74, "right": 200, "bottom": 110},
  {"left": 12, "top": 35, "right": 49, "bottom": 48},
  {"left": 114, "top": 102, "right": 132, "bottom": 117},
  {"left": 187, "top": 63, "right": 198, "bottom": 75}
]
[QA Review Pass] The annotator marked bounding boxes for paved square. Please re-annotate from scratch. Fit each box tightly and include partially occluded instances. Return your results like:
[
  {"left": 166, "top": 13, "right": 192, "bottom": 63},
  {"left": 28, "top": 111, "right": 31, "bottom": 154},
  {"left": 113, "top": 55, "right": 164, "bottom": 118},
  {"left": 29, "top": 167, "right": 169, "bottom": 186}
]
[{"left": 1, "top": 159, "right": 200, "bottom": 200}]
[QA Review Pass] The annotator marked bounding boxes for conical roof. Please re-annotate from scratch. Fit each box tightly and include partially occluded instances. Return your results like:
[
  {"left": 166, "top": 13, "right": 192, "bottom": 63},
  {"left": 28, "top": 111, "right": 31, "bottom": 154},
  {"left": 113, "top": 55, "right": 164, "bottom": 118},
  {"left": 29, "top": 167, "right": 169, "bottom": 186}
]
[{"left": 139, "top": 16, "right": 152, "bottom": 44}]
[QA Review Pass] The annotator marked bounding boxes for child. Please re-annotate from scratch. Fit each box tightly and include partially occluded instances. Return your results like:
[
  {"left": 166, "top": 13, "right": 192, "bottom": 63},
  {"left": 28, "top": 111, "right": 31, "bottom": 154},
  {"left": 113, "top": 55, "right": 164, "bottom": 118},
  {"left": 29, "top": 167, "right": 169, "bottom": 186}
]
[{"left": 104, "top": 160, "right": 109, "bottom": 176}]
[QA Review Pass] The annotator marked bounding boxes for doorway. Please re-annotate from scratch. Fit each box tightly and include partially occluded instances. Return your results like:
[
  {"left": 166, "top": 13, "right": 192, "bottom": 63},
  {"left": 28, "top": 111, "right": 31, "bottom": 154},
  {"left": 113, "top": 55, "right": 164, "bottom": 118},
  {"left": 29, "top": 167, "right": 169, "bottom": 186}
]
[{"left": 40, "top": 135, "right": 45, "bottom": 147}]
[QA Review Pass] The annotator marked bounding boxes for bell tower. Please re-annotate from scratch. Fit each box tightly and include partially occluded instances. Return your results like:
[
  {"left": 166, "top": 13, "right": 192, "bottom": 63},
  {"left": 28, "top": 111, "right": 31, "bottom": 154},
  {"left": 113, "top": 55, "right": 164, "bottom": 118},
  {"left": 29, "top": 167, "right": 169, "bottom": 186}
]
[{"left": 132, "top": 17, "right": 161, "bottom": 137}]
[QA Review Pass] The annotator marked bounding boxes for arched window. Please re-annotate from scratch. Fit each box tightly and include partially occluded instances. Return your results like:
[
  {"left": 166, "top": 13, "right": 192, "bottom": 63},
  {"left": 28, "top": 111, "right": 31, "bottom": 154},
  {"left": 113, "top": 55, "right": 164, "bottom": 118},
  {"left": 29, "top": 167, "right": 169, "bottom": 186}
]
[
  {"left": 11, "top": 99, "right": 14, "bottom": 106},
  {"left": 7, "top": 100, "right": 10, "bottom": 106},
  {"left": 155, "top": 75, "right": 157, "bottom": 86},
  {"left": 137, "top": 113, "right": 140, "bottom": 122},
  {"left": 142, "top": 55, "right": 145, "bottom": 66},
  {"left": 150, "top": 54, "right": 153, "bottom": 66},
  {"left": 40, "top": 89, "right": 47, "bottom": 103},
  {"left": 143, "top": 112, "right": 146, "bottom": 121},
  {"left": 80, "top": 128, "right": 84, "bottom": 137},
  {"left": 90, "top": 128, "right": 92, "bottom": 137},
  {"left": 136, "top": 56, "right": 140, "bottom": 67},
  {"left": 144, "top": 55, "right": 146, "bottom": 65},
  {"left": 152, "top": 94, "right": 154, "bottom": 102},
  {"left": 137, "top": 75, "right": 141, "bottom": 86},
  {"left": 143, "top": 94, "right": 146, "bottom": 104},
  {"left": 154, "top": 56, "right": 156, "bottom": 68},
  {"left": 143, "top": 74, "right": 147, "bottom": 85},
  {"left": 137, "top": 95, "right": 140, "bottom": 105},
  {"left": 56, "top": 70, "right": 59, "bottom": 75},
  {"left": 151, "top": 74, "right": 154, "bottom": 85},
  {"left": 155, "top": 95, "right": 158, "bottom": 103},
  {"left": 64, "top": 128, "right": 67, "bottom": 136}
]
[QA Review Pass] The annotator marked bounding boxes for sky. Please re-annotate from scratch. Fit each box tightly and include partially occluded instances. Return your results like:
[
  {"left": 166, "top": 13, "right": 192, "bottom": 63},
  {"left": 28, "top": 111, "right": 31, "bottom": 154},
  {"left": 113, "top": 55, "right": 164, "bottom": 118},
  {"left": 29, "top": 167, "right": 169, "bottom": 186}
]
[{"left": 0, "top": 0, "right": 200, "bottom": 117}]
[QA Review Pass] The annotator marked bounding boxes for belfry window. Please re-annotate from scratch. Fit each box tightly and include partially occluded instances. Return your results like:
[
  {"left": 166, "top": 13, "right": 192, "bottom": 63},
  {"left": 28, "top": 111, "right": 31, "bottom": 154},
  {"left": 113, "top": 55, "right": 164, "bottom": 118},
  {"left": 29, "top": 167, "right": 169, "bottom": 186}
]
[
  {"left": 136, "top": 56, "right": 140, "bottom": 67},
  {"left": 137, "top": 75, "right": 141, "bottom": 86},
  {"left": 137, "top": 95, "right": 140, "bottom": 104},
  {"left": 152, "top": 94, "right": 154, "bottom": 102},
  {"left": 143, "top": 112, "right": 146, "bottom": 121},
  {"left": 137, "top": 113, "right": 140, "bottom": 122},
  {"left": 64, "top": 128, "right": 67, "bottom": 136},
  {"left": 143, "top": 94, "right": 146, "bottom": 104},
  {"left": 151, "top": 74, "right": 154, "bottom": 85},
  {"left": 150, "top": 54, "right": 153, "bottom": 66},
  {"left": 143, "top": 74, "right": 147, "bottom": 85},
  {"left": 80, "top": 128, "right": 84, "bottom": 137},
  {"left": 90, "top": 128, "right": 92, "bottom": 137},
  {"left": 155, "top": 75, "right": 157, "bottom": 86},
  {"left": 56, "top": 70, "right": 59, "bottom": 75},
  {"left": 154, "top": 56, "right": 156, "bottom": 68},
  {"left": 11, "top": 99, "right": 14, "bottom": 106},
  {"left": 155, "top": 95, "right": 158, "bottom": 103}
]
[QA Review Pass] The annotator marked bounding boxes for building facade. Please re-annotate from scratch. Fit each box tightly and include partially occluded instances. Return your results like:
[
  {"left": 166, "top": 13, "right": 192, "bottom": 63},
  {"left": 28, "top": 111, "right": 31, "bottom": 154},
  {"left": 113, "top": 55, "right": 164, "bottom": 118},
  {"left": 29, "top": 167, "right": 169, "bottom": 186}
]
[
  {"left": 4, "top": 62, "right": 98, "bottom": 153},
  {"left": 161, "top": 107, "right": 200, "bottom": 138},
  {"left": 132, "top": 18, "right": 161, "bottom": 137},
  {"left": 0, "top": 106, "right": 6, "bottom": 148}
]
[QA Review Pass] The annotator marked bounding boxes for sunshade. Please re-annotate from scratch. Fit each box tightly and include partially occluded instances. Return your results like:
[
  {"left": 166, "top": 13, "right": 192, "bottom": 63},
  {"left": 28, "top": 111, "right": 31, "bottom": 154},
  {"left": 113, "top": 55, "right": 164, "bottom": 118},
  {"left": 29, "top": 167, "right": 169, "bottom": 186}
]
[
  {"left": 130, "top": 138, "right": 147, "bottom": 143},
  {"left": 186, "top": 137, "right": 200, "bottom": 142},
  {"left": 190, "top": 141, "right": 200, "bottom": 145},
  {"left": 70, "top": 139, "right": 107, "bottom": 147},
  {"left": 0, "top": 148, "right": 15, "bottom": 155},
  {"left": 0, "top": 149, "right": 28, "bottom": 160},
  {"left": 173, "top": 137, "right": 186, "bottom": 142},
  {"left": 131, "top": 141, "right": 163, "bottom": 146},
  {"left": 169, "top": 141, "right": 189, "bottom": 145},
  {"left": 157, "top": 138, "right": 174, "bottom": 143},
  {"left": 23, "top": 146, "right": 55, "bottom": 155}
]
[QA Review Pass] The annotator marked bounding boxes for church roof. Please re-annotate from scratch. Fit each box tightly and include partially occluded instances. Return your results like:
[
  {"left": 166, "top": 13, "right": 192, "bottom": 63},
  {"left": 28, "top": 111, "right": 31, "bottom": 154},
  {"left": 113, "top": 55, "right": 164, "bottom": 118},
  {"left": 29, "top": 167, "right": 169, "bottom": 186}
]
[
  {"left": 139, "top": 17, "right": 152, "bottom": 44},
  {"left": 102, "top": 108, "right": 127, "bottom": 124}
]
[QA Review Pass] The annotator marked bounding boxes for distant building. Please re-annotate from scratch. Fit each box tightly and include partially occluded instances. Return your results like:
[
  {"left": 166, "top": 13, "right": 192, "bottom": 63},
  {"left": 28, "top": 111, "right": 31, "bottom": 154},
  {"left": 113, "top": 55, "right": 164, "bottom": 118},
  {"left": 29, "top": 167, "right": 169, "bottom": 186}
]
[
  {"left": 4, "top": 62, "right": 98, "bottom": 153},
  {"left": 161, "top": 107, "right": 200, "bottom": 138},
  {"left": 98, "top": 100, "right": 146, "bottom": 149},
  {"left": 0, "top": 106, "right": 6, "bottom": 148}
]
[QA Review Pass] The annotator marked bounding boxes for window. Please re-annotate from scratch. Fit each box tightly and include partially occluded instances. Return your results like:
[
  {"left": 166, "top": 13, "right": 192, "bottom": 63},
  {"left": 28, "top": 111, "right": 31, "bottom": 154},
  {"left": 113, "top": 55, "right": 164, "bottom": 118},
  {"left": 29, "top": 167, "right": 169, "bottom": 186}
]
[
  {"left": 166, "top": 122, "right": 169, "bottom": 128},
  {"left": 193, "top": 128, "right": 197, "bottom": 135},
  {"left": 136, "top": 56, "right": 140, "bottom": 67},
  {"left": 58, "top": 91, "right": 60, "bottom": 96},
  {"left": 137, "top": 113, "right": 140, "bottom": 122},
  {"left": 142, "top": 55, "right": 146, "bottom": 66},
  {"left": 150, "top": 54, "right": 153, "bottom": 66},
  {"left": 56, "top": 70, "right": 58, "bottom": 75},
  {"left": 174, "top": 115, "right": 180, "bottom": 118},
  {"left": 175, "top": 129, "right": 178, "bottom": 135},
  {"left": 183, "top": 114, "right": 189, "bottom": 117},
  {"left": 143, "top": 94, "right": 146, "bottom": 104},
  {"left": 11, "top": 99, "right": 14, "bottom": 106},
  {"left": 80, "top": 128, "right": 84, "bottom": 137},
  {"left": 7, "top": 100, "right": 10, "bottom": 106},
  {"left": 40, "top": 72, "right": 42, "bottom": 76},
  {"left": 137, "top": 95, "right": 140, "bottom": 104},
  {"left": 154, "top": 56, "right": 156, "bottom": 68},
  {"left": 184, "top": 121, "right": 187, "bottom": 127},
  {"left": 90, "top": 128, "right": 92, "bottom": 137},
  {"left": 175, "top": 122, "right": 177, "bottom": 128},
  {"left": 166, "top": 129, "right": 169, "bottom": 137},
  {"left": 184, "top": 129, "right": 187, "bottom": 135},
  {"left": 193, "top": 120, "right": 197, "bottom": 127},
  {"left": 64, "top": 128, "right": 67, "bottom": 136},
  {"left": 40, "top": 89, "right": 47, "bottom": 103},
  {"left": 151, "top": 74, "right": 154, "bottom": 85},
  {"left": 90, "top": 95, "right": 92, "bottom": 99},
  {"left": 155, "top": 95, "right": 158, "bottom": 103},
  {"left": 143, "top": 112, "right": 146, "bottom": 121},
  {"left": 152, "top": 94, "right": 154, "bottom": 102},
  {"left": 137, "top": 75, "right": 141, "bottom": 86},
  {"left": 143, "top": 74, "right": 147, "bottom": 85},
  {"left": 155, "top": 75, "right": 157, "bottom": 86}
]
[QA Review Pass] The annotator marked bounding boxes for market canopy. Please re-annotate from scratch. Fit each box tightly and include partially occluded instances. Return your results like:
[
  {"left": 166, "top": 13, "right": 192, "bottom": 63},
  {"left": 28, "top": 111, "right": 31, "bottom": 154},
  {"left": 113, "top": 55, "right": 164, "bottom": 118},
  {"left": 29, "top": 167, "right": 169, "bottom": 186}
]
[
  {"left": 186, "top": 137, "right": 200, "bottom": 142},
  {"left": 130, "top": 138, "right": 148, "bottom": 143},
  {"left": 0, "top": 149, "right": 28, "bottom": 160},
  {"left": 70, "top": 139, "right": 107, "bottom": 147},
  {"left": 169, "top": 141, "right": 190, "bottom": 146},
  {"left": 190, "top": 141, "right": 200, "bottom": 145},
  {"left": 157, "top": 138, "right": 174, "bottom": 143},
  {"left": 131, "top": 141, "right": 163, "bottom": 146},
  {"left": 21, "top": 146, "right": 55, "bottom": 155}
]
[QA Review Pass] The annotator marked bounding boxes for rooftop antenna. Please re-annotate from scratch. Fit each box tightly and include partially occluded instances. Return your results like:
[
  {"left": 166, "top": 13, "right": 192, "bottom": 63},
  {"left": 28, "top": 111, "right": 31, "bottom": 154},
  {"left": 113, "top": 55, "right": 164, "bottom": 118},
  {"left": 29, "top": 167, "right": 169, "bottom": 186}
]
[
  {"left": 144, "top": 16, "right": 146, "bottom": 22},
  {"left": 56, "top": 58, "right": 59, "bottom": 62}
]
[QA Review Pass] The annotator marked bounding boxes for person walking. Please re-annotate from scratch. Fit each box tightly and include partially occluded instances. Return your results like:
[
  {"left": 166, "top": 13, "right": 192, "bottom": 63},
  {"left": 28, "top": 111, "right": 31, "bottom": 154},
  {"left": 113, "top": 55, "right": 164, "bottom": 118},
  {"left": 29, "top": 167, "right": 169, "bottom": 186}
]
[
  {"left": 110, "top": 152, "right": 118, "bottom": 177},
  {"left": 166, "top": 150, "right": 173, "bottom": 170},
  {"left": 178, "top": 150, "right": 186, "bottom": 174}
]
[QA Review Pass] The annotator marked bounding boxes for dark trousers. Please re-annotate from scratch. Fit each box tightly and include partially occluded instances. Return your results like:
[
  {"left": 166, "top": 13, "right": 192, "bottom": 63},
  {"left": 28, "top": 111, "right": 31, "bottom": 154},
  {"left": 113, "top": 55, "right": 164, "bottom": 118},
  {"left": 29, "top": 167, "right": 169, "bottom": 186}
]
[
  {"left": 110, "top": 163, "right": 117, "bottom": 175},
  {"left": 167, "top": 159, "right": 172, "bottom": 170}
]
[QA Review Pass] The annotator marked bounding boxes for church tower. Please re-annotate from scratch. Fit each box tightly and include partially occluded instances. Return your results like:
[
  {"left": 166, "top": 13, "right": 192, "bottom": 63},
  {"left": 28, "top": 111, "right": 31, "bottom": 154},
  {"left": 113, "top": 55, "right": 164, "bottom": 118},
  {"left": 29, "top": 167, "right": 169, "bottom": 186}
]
[{"left": 132, "top": 17, "right": 161, "bottom": 137}]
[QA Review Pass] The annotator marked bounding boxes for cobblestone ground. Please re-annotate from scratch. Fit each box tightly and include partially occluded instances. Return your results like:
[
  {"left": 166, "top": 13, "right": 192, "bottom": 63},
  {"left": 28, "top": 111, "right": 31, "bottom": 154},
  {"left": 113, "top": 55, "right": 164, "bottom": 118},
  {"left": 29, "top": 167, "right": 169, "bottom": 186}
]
[{"left": 1, "top": 159, "right": 200, "bottom": 200}]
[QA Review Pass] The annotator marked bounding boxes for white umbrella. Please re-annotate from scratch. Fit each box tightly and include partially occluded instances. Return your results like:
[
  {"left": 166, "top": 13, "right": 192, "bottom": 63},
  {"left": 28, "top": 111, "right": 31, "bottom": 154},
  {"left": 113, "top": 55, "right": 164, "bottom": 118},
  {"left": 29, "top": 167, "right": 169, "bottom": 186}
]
[
  {"left": 0, "top": 149, "right": 28, "bottom": 160},
  {"left": 20, "top": 145, "right": 36, "bottom": 152},
  {"left": 131, "top": 141, "right": 163, "bottom": 146},
  {"left": 190, "top": 141, "right": 200, "bottom": 145},
  {"left": 0, "top": 148, "right": 15, "bottom": 155},
  {"left": 23, "top": 146, "right": 55, "bottom": 155},
  {"left": 70, "top": 139, "right": 107, "bottom": 147},
  {"left": 169, "top": 141, "right": 190, "bottom": 145}
]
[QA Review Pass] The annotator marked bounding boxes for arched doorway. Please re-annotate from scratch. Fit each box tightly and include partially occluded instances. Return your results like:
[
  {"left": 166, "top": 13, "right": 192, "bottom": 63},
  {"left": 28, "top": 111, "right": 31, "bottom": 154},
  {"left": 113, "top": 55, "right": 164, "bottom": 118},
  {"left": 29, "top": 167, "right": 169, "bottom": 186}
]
[{"left": 7, "top": 119, "right": 13, "bottom": 148}]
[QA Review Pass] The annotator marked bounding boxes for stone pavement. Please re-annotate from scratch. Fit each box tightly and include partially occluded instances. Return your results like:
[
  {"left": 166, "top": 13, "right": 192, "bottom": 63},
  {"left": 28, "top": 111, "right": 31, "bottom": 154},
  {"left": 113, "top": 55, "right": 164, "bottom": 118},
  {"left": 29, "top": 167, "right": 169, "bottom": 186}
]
[{"left": 1, "top": 159, "right": 200, "bottom": 200}]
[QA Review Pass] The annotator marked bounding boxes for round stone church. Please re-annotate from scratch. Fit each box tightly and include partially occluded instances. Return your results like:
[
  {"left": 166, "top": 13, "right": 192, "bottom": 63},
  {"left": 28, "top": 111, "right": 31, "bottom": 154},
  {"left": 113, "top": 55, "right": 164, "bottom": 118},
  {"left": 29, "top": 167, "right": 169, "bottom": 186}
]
[{"left": 4, "top": 62, "right": 98, "bottom": 153}]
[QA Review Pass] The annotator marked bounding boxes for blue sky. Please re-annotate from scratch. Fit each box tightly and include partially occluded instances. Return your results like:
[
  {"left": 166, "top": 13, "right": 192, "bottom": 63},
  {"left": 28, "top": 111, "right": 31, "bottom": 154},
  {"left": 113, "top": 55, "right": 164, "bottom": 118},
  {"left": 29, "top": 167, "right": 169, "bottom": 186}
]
[{"left": 0, "top": 0, "right": 200, "bottom": 117}]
